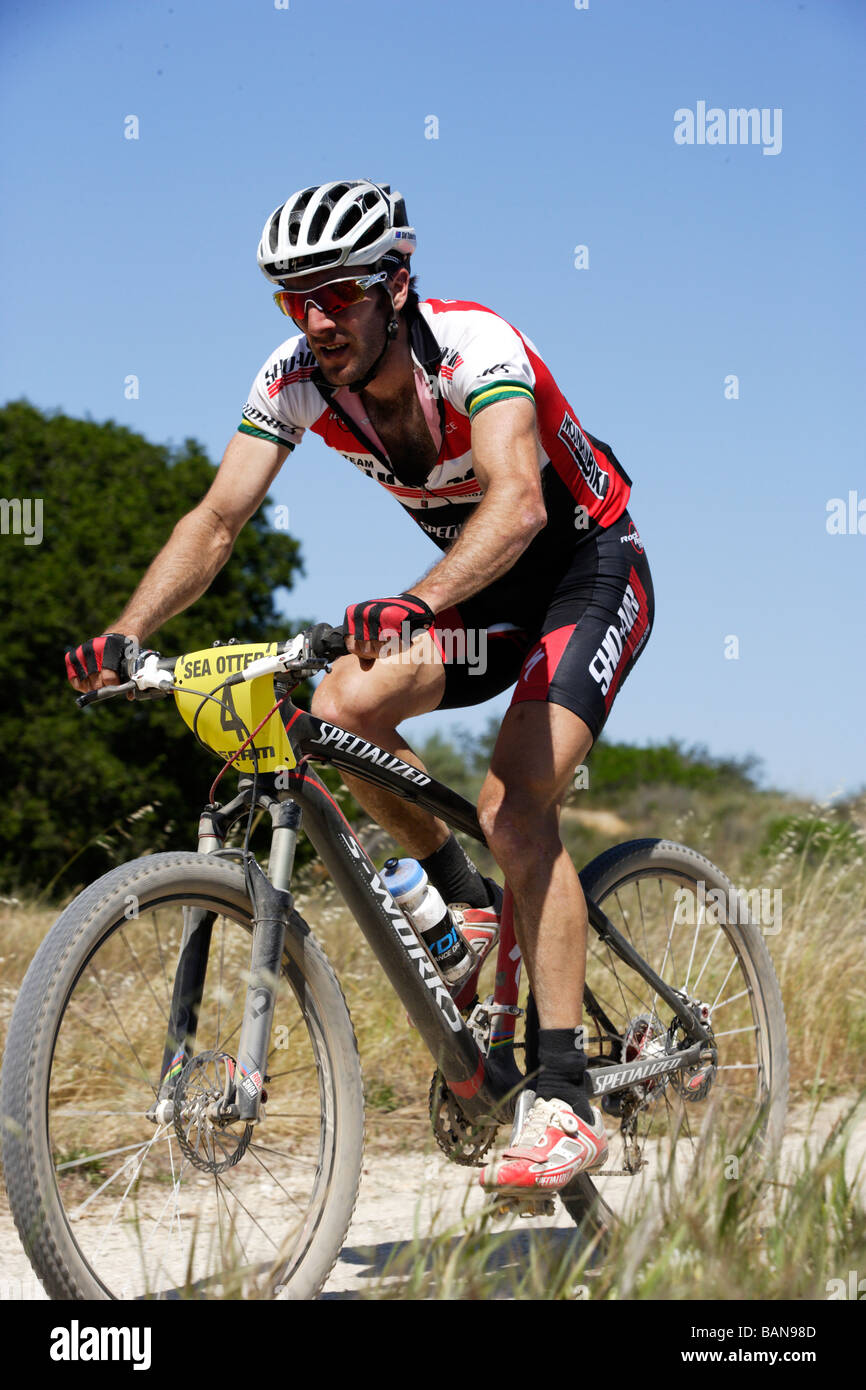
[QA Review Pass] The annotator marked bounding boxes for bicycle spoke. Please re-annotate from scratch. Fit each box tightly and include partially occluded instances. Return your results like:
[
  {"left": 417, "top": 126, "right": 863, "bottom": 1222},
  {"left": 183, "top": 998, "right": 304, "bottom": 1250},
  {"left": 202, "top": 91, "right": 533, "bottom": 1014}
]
[
  {"left": 246, "top": 1144, "right": 320, "bottom": 1171},
  {"left": 82, "top": 963, "right": 157, "bottom": 1097},
  {"left": 91, "top": 1127, "right": 169, "bottom": 1260},
  {"left": 681, "top": 896, "right": 707, "bottom": 993},
  {"left": 51, "top": 1108, "right": 153, "bottom": 1118},
  {"left": 213, "top": 1176, "right": 281, "bottom": 1252},
  {"left": 150, "top": 910, "right": 172, "bottom": 1010},
  {"left": 63, "top": 1140, "right": 163, "bottom": 1221},
  {"left": 56, "top": 1137, "right": 171, "bottom": 1172},
  {"left": 576, "top": 855, "right": 780, "bottom": 1233},
  {"left": 213, "top": 1174, "right": 253, "bottom": 1268},
  {"left": 118, "top": 925, "right": 170, "bottom": 1028},
  {"left": 691, "top": 926, "right": 723, "bottom": 994},
  {"left": 263, "top": 1061, "right": 317, "bottom": 1080},
  {"left": 215, "top": 918, "right": 227, "bottom": 1048},
  {"left": 636, "top": 879, "right": 652, "bottom": 971},
  {"left": 711, "top": 986, "right": 750, "bottom": 1013},
  {"left": 141, "top": 1140, "right": 190, "bottom": 1264},
  {"left": 246, "top": 1145, "right": 312, "bottom": 1211},
  {"left": 58, "top": 1002, "right": 158, "bottom": 1093}
]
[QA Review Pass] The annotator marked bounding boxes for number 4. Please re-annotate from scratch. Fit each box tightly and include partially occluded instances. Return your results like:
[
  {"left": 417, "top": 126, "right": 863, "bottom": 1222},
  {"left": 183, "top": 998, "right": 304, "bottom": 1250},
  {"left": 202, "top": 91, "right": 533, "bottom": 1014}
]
[{"left": 219, "top": 684, "right": 247, "bottom": 741}]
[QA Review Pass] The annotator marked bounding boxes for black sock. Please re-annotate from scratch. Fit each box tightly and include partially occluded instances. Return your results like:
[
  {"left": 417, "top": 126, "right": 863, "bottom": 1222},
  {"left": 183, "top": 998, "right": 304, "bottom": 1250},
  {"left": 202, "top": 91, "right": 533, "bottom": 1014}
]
[
  {"left": 419, "top": 834, "right": 491, "bottom": 909},
  {"left": 535, "top": 1028, "right": 594, "bottom": 1124}
]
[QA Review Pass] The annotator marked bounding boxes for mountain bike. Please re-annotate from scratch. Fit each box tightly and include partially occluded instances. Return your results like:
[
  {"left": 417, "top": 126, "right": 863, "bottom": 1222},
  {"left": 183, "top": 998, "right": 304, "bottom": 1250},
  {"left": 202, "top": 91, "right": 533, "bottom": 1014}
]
[{"left": 1, "top": 626, "right": 789, "bottom": 1300}]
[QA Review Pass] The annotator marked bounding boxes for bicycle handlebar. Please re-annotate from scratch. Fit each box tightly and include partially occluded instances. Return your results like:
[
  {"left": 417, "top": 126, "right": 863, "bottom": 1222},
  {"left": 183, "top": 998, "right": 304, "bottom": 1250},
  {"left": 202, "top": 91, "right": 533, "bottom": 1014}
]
[{"left": 74, "top": 623, "right": 349, "bottom": 710}]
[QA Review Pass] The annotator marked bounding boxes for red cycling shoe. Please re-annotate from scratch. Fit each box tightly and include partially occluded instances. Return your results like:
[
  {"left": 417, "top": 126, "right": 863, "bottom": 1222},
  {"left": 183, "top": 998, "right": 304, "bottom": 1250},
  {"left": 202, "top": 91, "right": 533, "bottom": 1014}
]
[{"left": 479, "top": 1095, "right": 608, "bottom": 1193}]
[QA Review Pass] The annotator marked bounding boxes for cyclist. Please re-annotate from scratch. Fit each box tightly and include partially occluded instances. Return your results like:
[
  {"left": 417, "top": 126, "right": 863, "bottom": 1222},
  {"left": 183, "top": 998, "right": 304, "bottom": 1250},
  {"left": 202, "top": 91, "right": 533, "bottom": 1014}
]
[{"left": 66, "top": 180, "right": 655, "bottom": 1196}]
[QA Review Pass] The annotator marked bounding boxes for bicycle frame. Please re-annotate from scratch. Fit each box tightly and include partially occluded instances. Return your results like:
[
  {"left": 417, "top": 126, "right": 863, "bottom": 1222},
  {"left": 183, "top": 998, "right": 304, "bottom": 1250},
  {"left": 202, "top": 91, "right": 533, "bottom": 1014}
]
[{"left": 155, "top": 701, "right": 715, "bottom": 1128}]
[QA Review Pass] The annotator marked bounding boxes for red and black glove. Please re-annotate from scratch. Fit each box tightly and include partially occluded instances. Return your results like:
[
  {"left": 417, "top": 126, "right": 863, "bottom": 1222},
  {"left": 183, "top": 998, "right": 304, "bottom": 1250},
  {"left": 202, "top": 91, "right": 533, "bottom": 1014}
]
[
  {"left": 342, "top": 592, "right": 435, "bottom": 646},
  {"left": 64, "top": 632, "right": 131, "bottom": 684}
]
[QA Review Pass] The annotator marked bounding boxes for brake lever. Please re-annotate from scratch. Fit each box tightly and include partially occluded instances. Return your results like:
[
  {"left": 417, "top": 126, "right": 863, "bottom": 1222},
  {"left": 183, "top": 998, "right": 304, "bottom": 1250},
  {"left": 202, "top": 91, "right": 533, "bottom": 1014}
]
[{"left": 75, "top": 681, "right": 137, "bottom": 708}]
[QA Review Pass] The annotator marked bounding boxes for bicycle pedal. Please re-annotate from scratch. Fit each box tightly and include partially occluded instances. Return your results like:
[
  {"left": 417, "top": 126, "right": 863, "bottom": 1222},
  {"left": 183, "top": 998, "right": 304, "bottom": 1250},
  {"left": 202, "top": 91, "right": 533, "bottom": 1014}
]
[{"left": 488, "top": 1194, "right": 556, "bottom": 1219}]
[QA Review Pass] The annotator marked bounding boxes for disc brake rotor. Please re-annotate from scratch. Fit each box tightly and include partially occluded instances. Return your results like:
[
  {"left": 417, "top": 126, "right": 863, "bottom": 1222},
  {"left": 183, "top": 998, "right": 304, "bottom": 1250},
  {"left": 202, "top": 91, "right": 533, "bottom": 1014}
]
[{"left": 173, "top": 1050, "right": 253, "bottom": 1173}]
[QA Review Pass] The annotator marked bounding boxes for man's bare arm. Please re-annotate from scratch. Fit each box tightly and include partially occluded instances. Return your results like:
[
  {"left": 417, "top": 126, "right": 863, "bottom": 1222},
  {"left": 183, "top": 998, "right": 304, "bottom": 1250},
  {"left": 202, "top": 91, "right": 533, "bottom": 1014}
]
[
  {"left": 410, "top": 397, "right": 546, "bottom": 613},
  {"left": 70, "top": 431, "right": 290, "bottom": 691},
  {"left": 112, "top": 431, "right": 290, "bottom": 641}
]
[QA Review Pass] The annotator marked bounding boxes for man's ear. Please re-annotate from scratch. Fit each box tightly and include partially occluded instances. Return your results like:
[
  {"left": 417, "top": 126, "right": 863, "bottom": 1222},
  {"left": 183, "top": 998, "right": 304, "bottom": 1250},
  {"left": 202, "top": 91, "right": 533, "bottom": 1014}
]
[{"left": 388, "top": 265, "right": 411, "bottom": 312}]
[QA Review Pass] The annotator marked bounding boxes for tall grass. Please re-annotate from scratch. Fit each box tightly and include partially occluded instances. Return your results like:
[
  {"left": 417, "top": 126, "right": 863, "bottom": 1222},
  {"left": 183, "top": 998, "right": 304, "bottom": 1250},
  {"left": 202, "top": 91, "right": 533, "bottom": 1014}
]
[
  {"left": 2, "top": 809, "right": 864, "bottom": 1143},
  {"left": 356, "top": 1094, "right": 866, "bottom": 1300}
]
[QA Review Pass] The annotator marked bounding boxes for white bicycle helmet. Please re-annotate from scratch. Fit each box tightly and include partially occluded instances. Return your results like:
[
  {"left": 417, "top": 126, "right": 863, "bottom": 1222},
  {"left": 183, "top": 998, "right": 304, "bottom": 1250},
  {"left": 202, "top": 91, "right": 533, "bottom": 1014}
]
[{"left": 257, "top": 180, "right": 416, "bottom": 284}]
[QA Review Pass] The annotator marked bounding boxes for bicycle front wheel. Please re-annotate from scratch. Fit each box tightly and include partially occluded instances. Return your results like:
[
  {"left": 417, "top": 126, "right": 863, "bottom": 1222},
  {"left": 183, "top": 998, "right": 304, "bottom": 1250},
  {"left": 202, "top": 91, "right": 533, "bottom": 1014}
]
[
  {"left": 556, "top": 839, "right": 789, "bottom": 1238},
  {"left": 1, "top": 852, "right": 364, "bottom": 1300}
]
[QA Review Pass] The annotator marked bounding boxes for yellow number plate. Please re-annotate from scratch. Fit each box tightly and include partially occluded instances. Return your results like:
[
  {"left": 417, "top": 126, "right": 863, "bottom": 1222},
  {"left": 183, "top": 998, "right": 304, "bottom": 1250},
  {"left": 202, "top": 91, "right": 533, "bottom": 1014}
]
[{"left": 173, "top": 643, "right": 296, "bottom": 773}]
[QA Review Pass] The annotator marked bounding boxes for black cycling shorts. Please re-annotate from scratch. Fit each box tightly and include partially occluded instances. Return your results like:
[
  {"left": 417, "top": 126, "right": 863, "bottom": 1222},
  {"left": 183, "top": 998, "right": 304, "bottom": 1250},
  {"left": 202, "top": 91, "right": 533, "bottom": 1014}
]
[{"left": 431, "top": 510, "right": 654, "bottom": 740}]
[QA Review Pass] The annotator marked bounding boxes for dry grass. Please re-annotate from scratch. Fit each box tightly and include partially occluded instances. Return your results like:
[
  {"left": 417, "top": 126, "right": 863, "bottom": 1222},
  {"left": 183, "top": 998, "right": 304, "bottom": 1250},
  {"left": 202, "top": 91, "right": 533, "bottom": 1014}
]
[
  {"left": 2, "top": 814, "right": 864, "bottom": 1152},
  {"left": 1, "top": 799, "right": 864, "bottom": 1302},
  {"left": 356, "top": 1093, "right": 866, "bottom": 1301}
]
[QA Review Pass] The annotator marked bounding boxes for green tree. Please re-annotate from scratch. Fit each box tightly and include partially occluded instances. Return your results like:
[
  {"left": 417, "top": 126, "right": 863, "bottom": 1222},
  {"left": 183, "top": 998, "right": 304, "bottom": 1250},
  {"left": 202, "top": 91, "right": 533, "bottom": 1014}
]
[{"left": 0, "top": 400, "right": 306, "bottom": 895}]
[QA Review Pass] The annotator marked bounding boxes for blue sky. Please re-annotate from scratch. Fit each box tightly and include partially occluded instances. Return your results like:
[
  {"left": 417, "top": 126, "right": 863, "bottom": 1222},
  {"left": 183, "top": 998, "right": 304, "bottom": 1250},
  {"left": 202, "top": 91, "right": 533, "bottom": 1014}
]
[{"left": 2, "top": 0, "right": 863, "bottom": 798}]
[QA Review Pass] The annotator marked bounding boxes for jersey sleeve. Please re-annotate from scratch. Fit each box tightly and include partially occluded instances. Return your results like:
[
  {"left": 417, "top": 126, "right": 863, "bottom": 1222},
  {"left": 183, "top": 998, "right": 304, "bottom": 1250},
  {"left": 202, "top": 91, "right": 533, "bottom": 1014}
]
[
  {"left": 238, "top": 339, "right": 307, "bottom": 449},
  {"left": 443, "top": 309, "right": 537, "bottom": 421}
]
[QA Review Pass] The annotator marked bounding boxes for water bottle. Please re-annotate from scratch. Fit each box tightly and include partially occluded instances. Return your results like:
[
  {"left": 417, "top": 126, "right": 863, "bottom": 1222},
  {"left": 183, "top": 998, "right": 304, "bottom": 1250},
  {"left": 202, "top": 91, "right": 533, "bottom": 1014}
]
[{"left": 382, "top": 858, "right": 475, "bottom": 989}]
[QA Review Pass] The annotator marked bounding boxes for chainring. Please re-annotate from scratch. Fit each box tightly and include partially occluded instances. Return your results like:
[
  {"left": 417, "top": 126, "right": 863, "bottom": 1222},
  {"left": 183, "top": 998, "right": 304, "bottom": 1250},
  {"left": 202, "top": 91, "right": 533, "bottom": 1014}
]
[{"left": 428, "top": 1071, "right": 497, "bottom": 1167}]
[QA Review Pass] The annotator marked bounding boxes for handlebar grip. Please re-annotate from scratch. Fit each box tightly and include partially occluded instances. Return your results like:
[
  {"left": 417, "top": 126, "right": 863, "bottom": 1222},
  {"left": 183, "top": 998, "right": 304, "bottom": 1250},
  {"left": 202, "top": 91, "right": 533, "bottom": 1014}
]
[{"left": 308, "top": 623, "right": 348, "bottom": 660}]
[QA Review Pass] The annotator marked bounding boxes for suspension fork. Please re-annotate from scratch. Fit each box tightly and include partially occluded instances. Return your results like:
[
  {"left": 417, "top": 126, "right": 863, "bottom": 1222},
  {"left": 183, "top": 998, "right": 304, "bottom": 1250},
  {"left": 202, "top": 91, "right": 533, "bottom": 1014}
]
[
  {"left": 153, "top": 787, "right": 302, "bottom": 1121},
  {"left": 153, "top": 805, "right": 226, "bottom": 1106}
]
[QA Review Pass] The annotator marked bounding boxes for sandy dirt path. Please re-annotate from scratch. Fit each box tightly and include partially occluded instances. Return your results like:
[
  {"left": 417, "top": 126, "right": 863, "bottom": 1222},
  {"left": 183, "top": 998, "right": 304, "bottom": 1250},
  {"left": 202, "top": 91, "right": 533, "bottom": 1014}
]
[{"left": 2, "top": 1094, "right": 863, "bottom": 1301}]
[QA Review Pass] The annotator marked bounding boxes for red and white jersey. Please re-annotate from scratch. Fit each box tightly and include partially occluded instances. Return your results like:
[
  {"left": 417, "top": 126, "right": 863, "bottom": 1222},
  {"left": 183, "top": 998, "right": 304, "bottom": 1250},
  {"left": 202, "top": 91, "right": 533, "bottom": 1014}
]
[{"left": 240, "top": 298, "right": 631, "bottom": 573}]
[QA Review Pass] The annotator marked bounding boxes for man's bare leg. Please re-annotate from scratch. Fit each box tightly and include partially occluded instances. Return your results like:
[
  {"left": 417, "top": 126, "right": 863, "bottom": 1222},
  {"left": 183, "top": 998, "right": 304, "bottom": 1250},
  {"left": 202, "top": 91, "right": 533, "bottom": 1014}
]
[
  {"left": 474, "top": 701, "right": 610, "bottom": 1191},
  {"left": 310, "top": 632, "right": 450, "bottom": 857},
  {"left": 477, "top": 701, "right": 595, "bottom": 1032}
]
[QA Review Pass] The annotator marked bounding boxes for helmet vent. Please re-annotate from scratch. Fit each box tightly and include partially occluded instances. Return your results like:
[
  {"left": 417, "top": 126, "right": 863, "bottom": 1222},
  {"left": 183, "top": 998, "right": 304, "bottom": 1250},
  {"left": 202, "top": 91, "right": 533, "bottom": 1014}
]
[
  {"left": 335, "top": 203, "right": 362, "bottom": 238},
  {"left": 307, "top": 203, "right": 330, "bottom": 244},
  {"left": 353, "top": 213, "right": 387, "bottom": 252},
  {"left": 266, "top": 214, "right": 280, "bottom": 255}
]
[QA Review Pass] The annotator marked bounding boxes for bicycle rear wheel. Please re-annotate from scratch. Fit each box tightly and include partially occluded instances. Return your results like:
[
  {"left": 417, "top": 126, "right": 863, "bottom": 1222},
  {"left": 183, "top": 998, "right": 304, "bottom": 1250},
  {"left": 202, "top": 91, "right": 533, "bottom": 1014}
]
[
  {"left": 1, "top": 852, "right": 364, "bottom": 1300},
  {"left": 551, "top": 839, "right": 789, "bottom": 1240}
]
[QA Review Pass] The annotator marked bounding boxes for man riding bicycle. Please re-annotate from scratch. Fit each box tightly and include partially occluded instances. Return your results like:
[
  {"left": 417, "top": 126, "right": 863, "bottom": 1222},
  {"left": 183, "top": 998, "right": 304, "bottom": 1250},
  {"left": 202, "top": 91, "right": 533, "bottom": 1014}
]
[{"left": 66, "top": 179, "right": 655, "bottom": 1196}]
